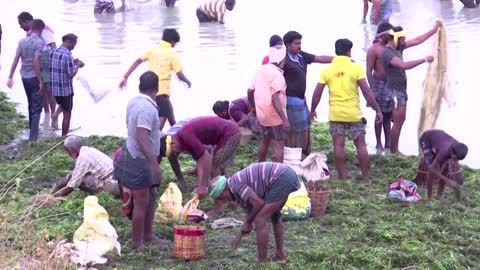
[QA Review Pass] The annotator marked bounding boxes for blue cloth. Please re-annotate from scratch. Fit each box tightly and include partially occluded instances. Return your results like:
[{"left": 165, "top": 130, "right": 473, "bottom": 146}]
[{"left": 286, "top": 96, "right": 310, "bottom": 132}]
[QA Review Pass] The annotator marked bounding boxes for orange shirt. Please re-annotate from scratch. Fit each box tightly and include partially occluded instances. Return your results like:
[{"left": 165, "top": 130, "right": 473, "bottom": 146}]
[{"left": 249, "top": 64, "right": 287, "bottom": 127}]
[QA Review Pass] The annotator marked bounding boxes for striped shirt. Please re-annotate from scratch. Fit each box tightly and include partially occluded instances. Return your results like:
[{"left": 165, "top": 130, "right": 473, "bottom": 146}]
[
  {"left": 50, "top": 46, "right": 75, "bottom": 96},
  {"left": 199, "top": 0, "right": 227, "bottom": 22},
  {"left": 228, "top": 162, "right": 289, "bottom": 207}
]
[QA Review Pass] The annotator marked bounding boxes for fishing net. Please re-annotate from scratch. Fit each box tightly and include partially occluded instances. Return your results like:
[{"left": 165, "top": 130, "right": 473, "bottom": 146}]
[{"left": 417, "top": 19, "right": 454, "bottom": 147}]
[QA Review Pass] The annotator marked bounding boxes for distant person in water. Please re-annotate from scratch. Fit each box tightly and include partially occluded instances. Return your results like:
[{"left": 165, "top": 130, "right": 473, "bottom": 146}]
[
  {"left": 459, "top": 0, "right": 479, "bottom": 8},
  {"left": 366, "top": 22, "right": 394, "bottom": 151},
  {"left": 262, "top": 35, "right": 283, "bottom": 65},
  {"left": 416, "top": 129, "right": 468, "bottom": 200},
  {"left": 196, "top": 0, "right": 236, "bottom": 24},
  {"left": 362, "top": 0, "right": 393, "bottom": 25},
  {"left": 164, "top": 0, "right": 177, "bottom": 7},
  {"left": 212, "top": 98, "right": 261, "bottom": 133},
  {"left": 94, "top": 0, "right": 126, "bottom": 14}
]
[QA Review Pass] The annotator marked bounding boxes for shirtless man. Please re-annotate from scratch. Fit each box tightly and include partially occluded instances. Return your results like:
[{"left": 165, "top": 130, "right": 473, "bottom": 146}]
[{"left": 366, "top": 22, "right": 393, "bottom": 151}]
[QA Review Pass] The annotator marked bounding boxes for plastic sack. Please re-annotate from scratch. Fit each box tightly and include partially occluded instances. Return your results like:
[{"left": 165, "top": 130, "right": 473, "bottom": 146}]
[
  {"left": 73, "top": 196, "right": 121, "bottom": 266},
  {"left": 284, "top": 147, "right": 303, "bottom": 176},
  {"left": 155, "top": 182, "right": 183, "bottom": 223},
  {"left": 180, "top": 195, "right": 208, "bottom": 223},
  {"left": 281, "top": 180, "right": 311, "bottom": 220},
  {"left": 301, "top": 152, "right": 330, "bottom": 182},
  {"left": 388, "top": 178, "right": 421, "bottom": 202}
]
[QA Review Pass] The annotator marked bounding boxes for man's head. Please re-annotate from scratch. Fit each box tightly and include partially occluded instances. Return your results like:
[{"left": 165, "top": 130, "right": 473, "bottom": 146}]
[
  {"left": 18, "top": 12, "right": 34, "bottom": 32},
  {"left": 139, "top": 71, "right": 159, "bottom": 98},
  {"left": 225, "top": 0, "right": 236, "bottom": 11},
  {"left": 335, "top": 38, "right": 353, "bottom": 57},
  {"left": 269, "top": 45, "right": 287, "bottom": 68},
  {"left": 212, "top": 100, "right": 230, "bottom": 119},
  {"left": 283, "top": 31, "right": 302, "bottom": 55},
  {"left": 64, "top": 135, "right": 83, "bottom": 159},
  {"left": 209, "top": 176, "right": 232, "bottom": 202},
  {"left": 269, "top": 35, "right": 283, "bottom": 48},
  {"left": 450, "top": 143, "right": 468, "bottom": 161},
  {"left": 387, "top": 26, "right": 406, "bottom": 50},
  {"left": 162, "top": 28, "right": 180, "bottom": 47},
  {"left": 62, "top": 34, "right": 78, "bottom": 51},
  {"left": 31, "top": 19, "right": 45, "bottom": 36},
  {"left": 377, "top": 22, "right": 394, "bottom": 44}
]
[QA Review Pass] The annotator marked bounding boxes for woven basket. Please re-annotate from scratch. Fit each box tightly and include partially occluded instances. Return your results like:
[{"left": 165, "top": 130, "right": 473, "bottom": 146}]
[
  {"left": 306, "top": 182, "right": 330, "bottom": 218},
  {"left": 239, "top": 127, "right": 253, "bottom": 145},
  {"left": 172, "top": 225, "right": 205, "bottom": 260}
]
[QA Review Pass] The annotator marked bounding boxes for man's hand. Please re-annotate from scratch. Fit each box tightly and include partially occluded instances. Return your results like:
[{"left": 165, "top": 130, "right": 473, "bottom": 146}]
[
  {"left": 74, "top": 59, "right": 85, "bottom": 68},
  {"left": 309, "top": 111, "right": 317, "bottom": 121},
  {"left": 425, "top": 56, "right": 434, "bottom": 63},
  {"left": 194, "top": 185, "right": 208, "bottom": 199},
  {"left": 7, "top": 78, "right": 14, "bottom": 89},
  {"left": 150, "top": 162, "right": 161, "bottom": 186},
  {"left": 119, "top": 78, "right": 128, "bottom": 90},
  {"left": 250, "top": 108, "right": 256, "bottom": 117},
  {"left": 185, "top": 80, "right": 192, "bottom": 88},
  {"left": 375, "top": 110, "right": 383, "bottom": 123},
  {"left": 282, "top": 121, "right": 290, "bottom": 133},
  {"left": 240, "top": 222, "right": 253, "bottom": 234},
  {"left": 38, "top": 81, "right": 45, "bottom": 95},
  {"left": 433, "top": 21, "right": 441, "bottom": 32}
]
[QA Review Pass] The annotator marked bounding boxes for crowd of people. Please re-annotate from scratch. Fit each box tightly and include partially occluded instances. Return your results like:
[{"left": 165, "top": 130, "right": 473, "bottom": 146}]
[{"left": 0, "top": 0, "right": 472, "bottom": 263}]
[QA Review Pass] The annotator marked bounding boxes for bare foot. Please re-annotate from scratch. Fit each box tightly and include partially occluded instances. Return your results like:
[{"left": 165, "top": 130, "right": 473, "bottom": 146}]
[
  {"left": 51, "top": 115, "right": 59, "bottom": 130},
  {"left": 375, "top": 144, "right": 384, "bottom": 152},
  {"left": 131, "top": 243, "right": 145, "bottom": 252},
  {"left": 144, "top": 235, "right": 171, "bottom": 247},
  {"left": 274, "top": 255, "right": 288, "bottom": 263}
]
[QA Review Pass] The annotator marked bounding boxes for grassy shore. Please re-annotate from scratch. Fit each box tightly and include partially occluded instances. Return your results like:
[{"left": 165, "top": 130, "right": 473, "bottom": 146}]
[{"left": 0, "top": 95, "right": 479, "bottom": 269}]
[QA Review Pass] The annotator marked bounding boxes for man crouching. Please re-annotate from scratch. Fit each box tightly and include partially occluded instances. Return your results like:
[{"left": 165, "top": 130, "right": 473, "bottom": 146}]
[{"left": 209, "top": 162, "right": 300, "bottom": 262}]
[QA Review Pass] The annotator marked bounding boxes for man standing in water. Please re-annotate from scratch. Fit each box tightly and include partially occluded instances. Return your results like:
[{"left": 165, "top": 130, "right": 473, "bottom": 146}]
[
  {"left": 7, "top": 19, "right": 46, "bottom": 141},
  {"left": 120, "top": 29, "right": 191, "bottom": 131},
  {"left": 114, "top": 71, "right": 167, "bottom": 250},
  {"left": 459, "top": 0, "right": 479, "bottom": 8},
  {"left": 311, "top": 39, "right": 383, "bottom": 183},
  {"left": 366, "top": 22, "right": 393, "bottom": 151},
  {"left": 50, "top": 34, "right": 85, "bottom": 136},
  {"left": 382, "top": 26, "right": 436, "bottom": 155},
  {"left": 282, "top": 31, "right": 333, "bottom": 156},
  {"left": 17, "top": 12, "right": 57, "bottom": 128},
  {"left": 362, "top": 0, "right": 393, "bottom": 25},
  {"left": 196, "top": 0, "right": 236, "bottom": 24}
]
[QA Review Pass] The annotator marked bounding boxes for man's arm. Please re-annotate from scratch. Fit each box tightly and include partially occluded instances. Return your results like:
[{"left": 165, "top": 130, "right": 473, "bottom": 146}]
[
  {"left": 389, "top": 56, "right": 428, "bottom": 70},
  {"left": 47, "top": 42, "right": 57, "bottom": 50},
  {"left": 359, "top": 79, "right": 381, "bottom": 112},
  {"left": 272, "top": 92, "right": 288, "bottom": 124},
  {"left": 195, "top": 150, "right": 213, "bottom": 196},
  {"left": 176, "top": 71, "right": 192, "bottom": 88},
  {"left": 137, "top": 127, "right": 161, "bottom": 186},
  {"left": 236, "top": 113, "right": 250, "bottom": 127},
  {"left": 366, "top": 47, "right": 376, "bottom": 87},
  {"left": 244, "top": 192, "right": 265, "bottom": 225},
  {"left": 168, "top": 155, "right": 186, "bottom": 184},
  {"left": 247, "top": 88, "right": 255, "bottom": 114},
  {"left": 33, "top": 52, "right": 42, "bottom": 85},
  {"left": 7, "top": 53, "right": 21, "bottom": 85},
  {"left": 66, "top": 56, "right": 79, "bottom": 80},
  {"left": 218, "top": 12, "right": 225, "bottom": 24},
  {"left": 405, "top": 24, "right": 439, "bottom": 49},
  {"left": 310, "top": 83, "right": 326, "bottom": 119},
  {"left": 313, "top": 55, "right": 334, "bottom": 64},
  {"left": 119, "top": 58, "right": 144, "bottom": 88},
  {"left": 363, "top": 0, "right": 369, "bottom": 21}
]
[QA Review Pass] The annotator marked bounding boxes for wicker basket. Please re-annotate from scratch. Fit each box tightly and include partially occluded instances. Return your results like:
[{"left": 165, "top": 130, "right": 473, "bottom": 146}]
[
  {"left": 172, "top": 225, "right": 205, "bottom": 260},
  {"left": 239, "top": 127, "right": 253, "bottom": 145},
  {"left": 306, "top": 182, "right": 330, "bottom": 218}
]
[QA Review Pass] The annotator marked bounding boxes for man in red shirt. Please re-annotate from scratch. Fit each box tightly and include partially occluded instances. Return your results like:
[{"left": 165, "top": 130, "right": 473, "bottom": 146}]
[{"left": 160, "top": 116, "right": 240, "bottom": 201}]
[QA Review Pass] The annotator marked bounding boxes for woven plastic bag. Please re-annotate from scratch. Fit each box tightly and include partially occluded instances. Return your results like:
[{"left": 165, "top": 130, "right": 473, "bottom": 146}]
[
  {"left": 301, "top": 152, "right": 330, "bottom": 182},
  {"left": 281, "top": 180, "right": 311, "bottom": 220},
  {"left": 73, "top": 196, "right": 121, "bottom": 265},
  {"left": 181, "top": 195, "right": 208, "bottom": 223},
  {"left": 155, "top": 182, "right": 183, "bottom": 223}
]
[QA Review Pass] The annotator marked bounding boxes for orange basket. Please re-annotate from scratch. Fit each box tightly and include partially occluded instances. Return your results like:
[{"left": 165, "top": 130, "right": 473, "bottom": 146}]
[
  {"left": 306, "top": 182, "right": 330, "bottom": 218},
  {"left": 172, "top": 225, "right": 205, "bottom": 260}
]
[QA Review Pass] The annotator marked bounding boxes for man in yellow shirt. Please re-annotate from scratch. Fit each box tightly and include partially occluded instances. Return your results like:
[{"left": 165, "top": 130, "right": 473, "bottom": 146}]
[
  {"left": 310, "top": 39, "right": 383, "bottom": 183},
  {"left": 120, "top": 29, "right": 192, "bottom": 131}
]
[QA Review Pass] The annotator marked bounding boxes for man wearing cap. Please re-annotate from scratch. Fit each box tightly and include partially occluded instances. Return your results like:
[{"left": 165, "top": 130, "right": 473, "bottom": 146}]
[
  {"left": 159, "top": 116, "right": 240, "bottom": 202},
  {"left": 208, "top": 162, "right": 300, "bottom": 262},
  {"left": 52, "top": 135, "right": 120, "bottom": 197},
  {"left": 248, "top": 45, "right": 289, "bottom": 163}
]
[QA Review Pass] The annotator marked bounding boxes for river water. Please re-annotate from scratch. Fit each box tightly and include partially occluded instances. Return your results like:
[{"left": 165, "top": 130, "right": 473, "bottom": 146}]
[{"left": 0, "top": 0, "right": 479, "bottom": 167}]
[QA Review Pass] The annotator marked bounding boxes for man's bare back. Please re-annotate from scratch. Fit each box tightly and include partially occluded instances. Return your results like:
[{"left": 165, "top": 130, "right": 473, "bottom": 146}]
[{"left": 371, "top": 42, "right": 388, "bottom": 81}]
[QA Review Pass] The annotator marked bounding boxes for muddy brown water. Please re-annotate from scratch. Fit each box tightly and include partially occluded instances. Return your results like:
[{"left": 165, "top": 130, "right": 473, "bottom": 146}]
[{"left": 0, "top": 0, "right": 479, "bottom": 168}]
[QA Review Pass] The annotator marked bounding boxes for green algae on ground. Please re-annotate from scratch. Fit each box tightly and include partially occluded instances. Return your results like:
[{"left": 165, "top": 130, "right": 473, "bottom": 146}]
[
  {"left": 0, "top": 91, "right": 27, "bottom": 144},
  {"left": 1, "top": 124, "right": 479, "bottom": 269}
]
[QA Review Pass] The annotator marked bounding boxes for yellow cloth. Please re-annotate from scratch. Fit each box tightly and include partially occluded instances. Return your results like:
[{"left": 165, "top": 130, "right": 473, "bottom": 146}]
[
  {"left": 141, "top": 40, "right": 183, "bottom": 96},
  {"left": 389, "top": 30, "right": 407, "bottom": 48},
  {"left": 319, "top": 56, "right": 365, "bottom": 122}
]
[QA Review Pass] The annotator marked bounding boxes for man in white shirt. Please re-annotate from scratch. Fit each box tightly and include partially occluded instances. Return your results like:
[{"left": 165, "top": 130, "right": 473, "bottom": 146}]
[{"left": 52, "top": 136, "right": 120, "bottom": 197}]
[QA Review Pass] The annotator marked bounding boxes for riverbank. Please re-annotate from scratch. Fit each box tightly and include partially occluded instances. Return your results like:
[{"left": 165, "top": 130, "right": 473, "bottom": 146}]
[{"left": 0, "top": 96, "right": 479, "bottom": 269}]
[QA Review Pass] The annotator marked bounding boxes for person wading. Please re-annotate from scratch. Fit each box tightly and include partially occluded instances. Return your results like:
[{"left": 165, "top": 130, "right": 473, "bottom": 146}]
[
  {"left": 282, "top": 31, "right": 334, "bottom": 157},
  {"left": 114, "top": 71, "right": 168, "bottom": 250},
  {"left": 120, "top": 29, "right": 191, "bottom": 131},
  {"left": 196, "top": 0, "right": 236, "bottom": 24},
  {"left": 310, "top": 39, "right": 383, "bottom": 182},
  {"left": 362, "top": 0, "right": 393, "bottom": 25}
]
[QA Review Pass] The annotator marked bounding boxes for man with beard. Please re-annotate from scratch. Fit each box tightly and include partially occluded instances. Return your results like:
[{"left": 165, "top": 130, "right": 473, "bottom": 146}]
[
  {"left": 282, "top": 31, "right": 334, "bottom": 157},
  {"left": 381, "top": 26, "right": 437, "bottom": 155}
]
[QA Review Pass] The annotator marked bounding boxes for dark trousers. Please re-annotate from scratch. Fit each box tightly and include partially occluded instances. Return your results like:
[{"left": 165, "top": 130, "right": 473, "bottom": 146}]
[
  {"left": 165, "top": 0, "right": 176, "bottom": 7},
  {"left": 21, "top": 77, "right": 43, "bottom": 141}
]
